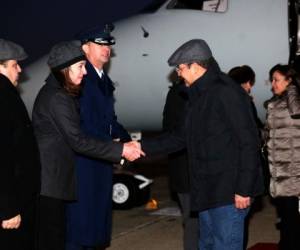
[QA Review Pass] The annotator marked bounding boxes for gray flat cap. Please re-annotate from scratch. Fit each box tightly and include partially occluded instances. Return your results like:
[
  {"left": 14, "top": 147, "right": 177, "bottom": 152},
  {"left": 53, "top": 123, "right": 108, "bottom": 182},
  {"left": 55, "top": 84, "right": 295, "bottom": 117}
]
[
  {"left": 0, "top": 39, "right": 28, "bottom": 61},
  {"left": 168, "top": 39, "right": 212, "bottom": 66},
  {"left": 48, "top": 40, "right": 85, "bottom": 71}
]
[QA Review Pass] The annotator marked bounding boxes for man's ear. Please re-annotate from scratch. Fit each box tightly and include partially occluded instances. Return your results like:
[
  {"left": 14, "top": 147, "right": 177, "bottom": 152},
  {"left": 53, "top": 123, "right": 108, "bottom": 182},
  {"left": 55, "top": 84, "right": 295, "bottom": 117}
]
[
  {"left": 82, "top": 44, "right": 89, "bottom": 54},
  {"left": 192, "top": 63, "right": 202, "bottom": 74},
  {"left": 189, "top": 63, "right": 197, "bottom": 73}
]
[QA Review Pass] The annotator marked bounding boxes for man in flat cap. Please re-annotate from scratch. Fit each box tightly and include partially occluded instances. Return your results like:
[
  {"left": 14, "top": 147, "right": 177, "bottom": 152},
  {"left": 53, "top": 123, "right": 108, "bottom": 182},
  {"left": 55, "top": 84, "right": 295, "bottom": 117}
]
[
  {"left": 0, "top": 39, "right": 40, "bottom": 250},
  {"left": 141, "top": 39, "right": 264, "bottom": 250},
  {"left": 65, "top": 25, "right": 131, "bottom": 250}
]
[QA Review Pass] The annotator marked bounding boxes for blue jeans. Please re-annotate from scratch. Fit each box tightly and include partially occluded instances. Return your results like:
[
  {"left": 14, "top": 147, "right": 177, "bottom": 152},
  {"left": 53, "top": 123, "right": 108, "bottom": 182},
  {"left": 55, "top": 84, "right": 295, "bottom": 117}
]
[{"left": 198, "top": 204, "right": 249, "bottom": 250}]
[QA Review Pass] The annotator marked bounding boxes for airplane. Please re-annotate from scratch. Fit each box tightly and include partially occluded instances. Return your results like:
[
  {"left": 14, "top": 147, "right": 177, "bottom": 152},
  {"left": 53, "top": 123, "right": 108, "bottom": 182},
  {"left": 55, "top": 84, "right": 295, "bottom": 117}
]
[
  {"left": 109, "top": 0, "right": 295, "bottom": 130},
  {"left": 20, "top": 0, "right": 297, "bottom": 132}
]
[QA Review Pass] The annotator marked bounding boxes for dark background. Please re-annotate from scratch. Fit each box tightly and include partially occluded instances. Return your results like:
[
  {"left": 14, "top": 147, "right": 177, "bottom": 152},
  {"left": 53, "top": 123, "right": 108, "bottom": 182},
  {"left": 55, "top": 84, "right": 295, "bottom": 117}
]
[{"left": 1, "top": 0, "right": 155, "bottom": 64}]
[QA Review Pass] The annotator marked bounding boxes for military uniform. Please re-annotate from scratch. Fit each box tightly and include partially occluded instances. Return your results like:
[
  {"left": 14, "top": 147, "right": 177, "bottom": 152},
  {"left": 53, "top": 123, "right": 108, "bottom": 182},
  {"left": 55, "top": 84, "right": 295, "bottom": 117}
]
[{"left": 66, "top": 25, "right": 130, "bottom": 249}]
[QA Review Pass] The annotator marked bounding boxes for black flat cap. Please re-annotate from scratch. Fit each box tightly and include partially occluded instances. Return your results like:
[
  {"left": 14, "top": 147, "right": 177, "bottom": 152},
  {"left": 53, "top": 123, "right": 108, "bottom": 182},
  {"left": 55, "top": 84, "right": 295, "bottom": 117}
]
[
  {"left": 0, "top": 39, "right": 28, "bottom": 61},
  {"left": 168, "top": 39, "right": 212, "bottom": 66},
  {"left": 76, "top": 24, "right": 115, "bottom": 46},
  {"left": 47, "top": 40, "right": 85, "bottom": 71}
]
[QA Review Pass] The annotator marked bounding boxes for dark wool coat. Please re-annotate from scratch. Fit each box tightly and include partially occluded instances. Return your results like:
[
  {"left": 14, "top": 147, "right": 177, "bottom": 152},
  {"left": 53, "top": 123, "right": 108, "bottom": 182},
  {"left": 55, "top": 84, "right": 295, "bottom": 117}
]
[
  {"left": 162, "top": 83, "right": 190, "bottom": 193},
  {"left": 0, "top": 74, "right": 40, "bottom": 221},
  {"left": 32, "top": 74, "right": 123, "bottom": 201},
  {"left": 66, "top": 61, "right": 130, "bottom": 246},
  {"left": 142, "top": 66, "right": 264, "bottom": 212}
]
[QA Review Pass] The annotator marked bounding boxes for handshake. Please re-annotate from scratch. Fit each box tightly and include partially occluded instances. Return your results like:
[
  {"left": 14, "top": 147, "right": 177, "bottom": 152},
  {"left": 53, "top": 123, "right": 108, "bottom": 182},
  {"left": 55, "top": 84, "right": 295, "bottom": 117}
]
[{"left": 122, "top": 141, "right": 145, "bottom": 162}]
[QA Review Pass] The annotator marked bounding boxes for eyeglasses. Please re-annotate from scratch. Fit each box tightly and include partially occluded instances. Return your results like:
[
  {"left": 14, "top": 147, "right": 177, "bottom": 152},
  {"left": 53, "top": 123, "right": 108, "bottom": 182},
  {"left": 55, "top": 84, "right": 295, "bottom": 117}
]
[{"left": 175, "top": 64, "right": 190, "bottom": 73}]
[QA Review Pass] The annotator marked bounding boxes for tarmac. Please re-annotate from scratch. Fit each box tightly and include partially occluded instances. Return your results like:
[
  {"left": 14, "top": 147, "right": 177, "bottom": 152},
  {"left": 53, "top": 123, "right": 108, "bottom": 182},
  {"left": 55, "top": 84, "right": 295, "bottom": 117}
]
[{"left": 105, "top": 158, "right": 280, "bottom": 250}]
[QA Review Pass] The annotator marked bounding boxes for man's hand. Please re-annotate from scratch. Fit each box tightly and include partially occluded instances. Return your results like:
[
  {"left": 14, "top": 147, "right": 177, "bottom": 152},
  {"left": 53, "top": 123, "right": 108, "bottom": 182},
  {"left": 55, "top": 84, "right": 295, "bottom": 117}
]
[
  {"left": 234, "top": 194, "right": 251, "bottom": 209},
  {"left": 122, "top": 141, "right": 145, "bottom": 161},
  {"left": 1, "top": 214, "right": 21, "bottom": 229}
]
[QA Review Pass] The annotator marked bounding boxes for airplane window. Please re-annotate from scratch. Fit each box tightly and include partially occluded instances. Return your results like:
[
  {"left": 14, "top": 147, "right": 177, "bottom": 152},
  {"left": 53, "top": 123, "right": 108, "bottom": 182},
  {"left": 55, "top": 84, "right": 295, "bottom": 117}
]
[{"left": 167, "top": 0, "right": 228, "bottom": 13}]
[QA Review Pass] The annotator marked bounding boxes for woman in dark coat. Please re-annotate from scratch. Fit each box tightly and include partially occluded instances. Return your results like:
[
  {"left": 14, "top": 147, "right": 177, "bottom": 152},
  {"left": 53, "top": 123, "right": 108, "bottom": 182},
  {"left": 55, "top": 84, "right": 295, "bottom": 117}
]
[
  {"left": 65, "top": 61, "right": 131, "bottom": 250},
  {"left": 32, "top": 41, "right": 140, "bottom": 250}
]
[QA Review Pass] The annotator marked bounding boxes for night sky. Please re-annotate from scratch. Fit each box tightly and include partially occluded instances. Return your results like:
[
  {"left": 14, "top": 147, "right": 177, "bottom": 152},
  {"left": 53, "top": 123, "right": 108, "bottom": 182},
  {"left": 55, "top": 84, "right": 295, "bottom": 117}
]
[{"left": 2, "top": 0, "right": 154, "bottom": 64}]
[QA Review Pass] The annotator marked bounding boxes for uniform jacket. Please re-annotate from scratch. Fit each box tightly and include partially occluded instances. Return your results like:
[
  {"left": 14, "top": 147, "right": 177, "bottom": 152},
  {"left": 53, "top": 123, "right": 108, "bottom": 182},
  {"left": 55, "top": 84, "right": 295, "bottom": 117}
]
[
  {"left": 142, "top": 66, "right": 264, "bottom": 211},
  {"left": 0, "top": 74, "right": 40, "bottom": 221},
  {"left": 78, "top": 61, "right": 130, "bottom": 141},
  {"left": 66, "top": 62, "right": 130, "bottom": 246},
  {"left": 266, "top": 85, "right": 300, "bottom": 197},
  {"left": 162, "top": 83, "right": 190, "bottom": 193},
  {"left": 32, "top": 74, "right": 123, "bottom": 201}
]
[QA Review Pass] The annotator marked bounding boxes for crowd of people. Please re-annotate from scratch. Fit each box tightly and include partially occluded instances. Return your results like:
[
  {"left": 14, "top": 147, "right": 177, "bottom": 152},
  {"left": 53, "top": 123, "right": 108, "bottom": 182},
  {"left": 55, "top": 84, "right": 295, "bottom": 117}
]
[
  {"left": 1, "top": 24, "right": 300, "bottom": 250},
  {"left": 0, "top": 26, "right": 143, "bottom": 250}
]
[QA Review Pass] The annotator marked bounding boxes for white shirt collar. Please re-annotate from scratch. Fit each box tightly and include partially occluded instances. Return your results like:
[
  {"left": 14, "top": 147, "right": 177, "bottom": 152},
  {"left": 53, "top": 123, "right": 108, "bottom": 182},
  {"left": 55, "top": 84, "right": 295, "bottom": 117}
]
[{"left": 93, "top": 66, "right": 104, "bottom": 78}]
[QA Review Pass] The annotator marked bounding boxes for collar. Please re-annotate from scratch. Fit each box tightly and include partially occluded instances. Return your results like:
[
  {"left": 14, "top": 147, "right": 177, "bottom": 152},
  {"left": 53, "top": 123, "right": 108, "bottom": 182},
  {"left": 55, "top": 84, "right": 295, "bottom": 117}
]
[
  {"left": 264, "top": 90, "right": 287, "bottom": 109},
  {"left": 187, "top": 66, "right": 220, "bottom": 102},
  {"left": 93, "top": 66, "right": 104, "bottom": 78},
  {"left": 0, "top": 73, "right": 18, "bottom": 94},
  {"left": 84, "top": 61, "right": 104, "bottom": 81},
  {"left": 46, "top": 73, "right": 63, "bottom": 89}
]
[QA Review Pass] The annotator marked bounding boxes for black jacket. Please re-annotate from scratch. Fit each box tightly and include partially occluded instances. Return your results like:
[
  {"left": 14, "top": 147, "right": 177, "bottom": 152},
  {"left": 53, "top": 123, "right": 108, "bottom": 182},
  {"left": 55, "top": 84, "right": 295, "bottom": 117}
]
[
  {"left": 32, "top": 74, "right": 123, "bottom": 200},
  {"left": 142, "top": 67, "right": 264, "bottom": 211},
  {"left": 0, "top": 74, "right": 40, "bottom": 221}
]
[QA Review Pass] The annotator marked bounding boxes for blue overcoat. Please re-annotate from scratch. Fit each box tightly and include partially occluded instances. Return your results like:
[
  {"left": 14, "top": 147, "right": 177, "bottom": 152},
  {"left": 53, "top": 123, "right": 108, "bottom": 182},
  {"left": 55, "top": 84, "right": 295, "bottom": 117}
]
[{"left": 66, "top": 61, "right": 130, "bottom": 246}]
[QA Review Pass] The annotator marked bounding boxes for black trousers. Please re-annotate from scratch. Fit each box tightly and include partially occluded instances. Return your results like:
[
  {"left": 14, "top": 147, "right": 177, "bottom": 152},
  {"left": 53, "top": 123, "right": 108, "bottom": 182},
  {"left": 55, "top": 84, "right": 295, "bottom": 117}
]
[
  {"left": 36, "top": 195, "right": 65, "bottom": 250},
  {"left": 0, "top": 199, "right": 37, "bottom": 250},
  {"left": 177, "top": 193, "right": 199, "bottom": 250},
  {"left": 275, "top": 196, "right": 300, "bottom": 250},
  {"left": 65, "top": 241, "right": 96, "bottom": 250}
]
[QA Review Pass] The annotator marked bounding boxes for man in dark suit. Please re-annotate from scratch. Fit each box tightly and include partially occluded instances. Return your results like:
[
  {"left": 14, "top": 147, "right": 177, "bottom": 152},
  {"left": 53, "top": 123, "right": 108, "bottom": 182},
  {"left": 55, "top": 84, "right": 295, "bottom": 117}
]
[{"left": 0, "top": 39, "right": 40, "bottom": 250}]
